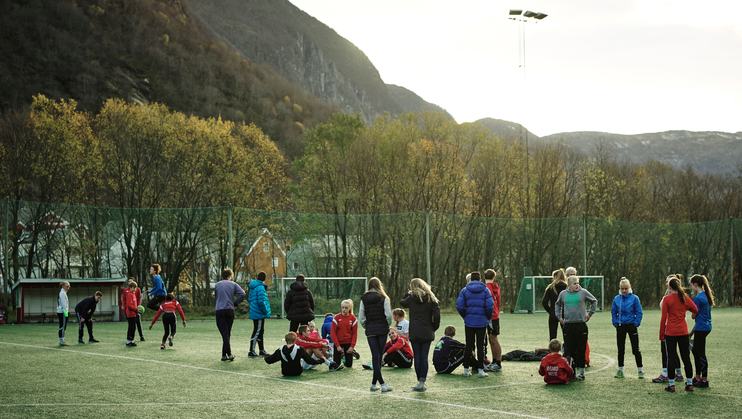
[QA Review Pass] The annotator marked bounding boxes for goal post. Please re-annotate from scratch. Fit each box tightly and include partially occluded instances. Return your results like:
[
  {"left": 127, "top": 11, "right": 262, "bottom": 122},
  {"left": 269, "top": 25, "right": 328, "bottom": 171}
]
[
  {"left": 514, "top": 275, "right": 605, "bottom": 314},
  {"left": 279, "top": 277, "right": 368, "bottom": 319}
]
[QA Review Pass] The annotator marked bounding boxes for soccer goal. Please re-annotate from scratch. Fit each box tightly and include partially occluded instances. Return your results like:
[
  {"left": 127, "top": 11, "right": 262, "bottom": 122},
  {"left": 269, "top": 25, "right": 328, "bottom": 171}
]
[
  {"left": 279, "top": 277, "right": 368, "bottom": 319},
  {"left": 514, "top": 275, "right": 605, "bottom": 314}
]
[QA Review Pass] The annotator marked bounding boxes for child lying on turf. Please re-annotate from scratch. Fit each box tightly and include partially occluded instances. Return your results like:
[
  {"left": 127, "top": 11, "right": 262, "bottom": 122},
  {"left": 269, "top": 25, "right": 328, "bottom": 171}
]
[
  {"left": 539, "top": 339, "right": 573, "bottom": 385},
  {"left": 265, "top": 332, "right": 326, "bottom": 376}
]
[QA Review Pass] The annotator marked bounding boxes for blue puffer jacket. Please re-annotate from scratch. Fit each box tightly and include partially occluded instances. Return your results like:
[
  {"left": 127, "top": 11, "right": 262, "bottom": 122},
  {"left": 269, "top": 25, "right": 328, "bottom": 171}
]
[
  {"left": 456, "top": 280, "right": 494, "bottom": 328},
  {"left": 248, "top": 279, "right": 271, "bottom": 320},
  {"left": 611, "top": 293, "right": 642, "bottom": 327}
]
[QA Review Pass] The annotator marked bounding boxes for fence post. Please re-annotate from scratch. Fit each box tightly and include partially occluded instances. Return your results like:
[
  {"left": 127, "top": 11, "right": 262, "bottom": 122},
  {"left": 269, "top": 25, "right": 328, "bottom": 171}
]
[
  {"left": 2, "top": 197, "right": 7, "bottom": 294},
  {"left": 227, "top": 205, "right": 234, "bottom": 269},
  {"left": 731, "top": 218, "right": 735, "bottom": 306},
  {"left": 426, "top": 211, "right": 432, "bottom": 285},
  {"left": 582, "top": 216, "right": 588, "bottom": 274}
]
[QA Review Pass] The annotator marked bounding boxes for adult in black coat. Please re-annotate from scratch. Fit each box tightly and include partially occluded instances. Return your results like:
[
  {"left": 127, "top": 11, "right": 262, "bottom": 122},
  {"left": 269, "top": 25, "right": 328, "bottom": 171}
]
[
  {"left": 401, "top": 278, "right": 440, "bottom": 392},
  {"left": 283, "top": 274, "right": 315, "bottom": 332},
  {"left": 75, "top": 291, "right": 102, "bottom": 343},
  {"left": 542, "top": 269, "right": 568, "bottom": 341}
]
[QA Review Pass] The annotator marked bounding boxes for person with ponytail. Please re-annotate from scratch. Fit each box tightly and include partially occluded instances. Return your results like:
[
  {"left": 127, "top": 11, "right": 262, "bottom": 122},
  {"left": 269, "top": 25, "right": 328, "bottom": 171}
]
[
  {"left": 401, "top": 277, "right": 441, "bottom": 392},
  {"left": 690, "top": 274, "right": 715, "bottom": 388},
  {"left": 542, "top": 269, "right": 568, "bottom": 342},
  {"left": 659, "top": 275, "right": 698, "bottom": 393},
  {"left": 359, "top": 277, "right": 393, "bottom": 392},
  {"left": 611, "top": 277, "right": 644, "bottom": 379}
]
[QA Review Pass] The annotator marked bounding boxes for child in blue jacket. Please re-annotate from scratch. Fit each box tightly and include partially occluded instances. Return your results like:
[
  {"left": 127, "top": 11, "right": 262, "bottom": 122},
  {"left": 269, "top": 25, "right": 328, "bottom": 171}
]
[
  {"left": 611, "top": 277, "right": 644, "bottom": 378},
  {"left": 248, "top": 272, "right": 271, "bottom": 357},
  {"left": 456, "top": 271, "right": 494, "bottom": 378}
]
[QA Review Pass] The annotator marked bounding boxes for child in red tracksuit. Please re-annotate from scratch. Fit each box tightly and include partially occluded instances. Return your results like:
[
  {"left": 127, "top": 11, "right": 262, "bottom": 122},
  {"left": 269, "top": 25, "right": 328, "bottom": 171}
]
[
  {"left": 296, "top": 325, "right": 343, "bottom": 371},
  {"left": 331, "top": 299, "right": 359, "bottom": 368},
  {"left": 122, "top": 280, "right": 140, "bottom": 347},
  {"left": 383, "top": 328, "right": 413, "bottom": 368},
  {"left": 539, "top": 339, "right": 573, "bottom": 385},
  {"left": 149, "top": 293, "right": 187, "bottom": 350}
]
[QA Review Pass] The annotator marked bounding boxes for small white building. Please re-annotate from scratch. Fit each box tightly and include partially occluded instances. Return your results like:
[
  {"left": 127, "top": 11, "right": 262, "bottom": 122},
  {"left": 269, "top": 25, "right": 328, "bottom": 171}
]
[{"left": 12, "top": 277, "right": 128, "bottom": 323}]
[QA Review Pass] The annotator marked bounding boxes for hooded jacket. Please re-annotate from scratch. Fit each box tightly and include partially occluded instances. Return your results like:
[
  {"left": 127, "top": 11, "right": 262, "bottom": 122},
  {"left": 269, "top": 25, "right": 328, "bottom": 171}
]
[
  {"left": 264, "top": 344, "right": 323, "bottom": 376},
  {"left": 122, "top": 288, "right": 139, "bottom": 318},
  {"left": 283, "top": 281, "right": 315, "bottom": 323},
  {"left": 248, "top": 279, "right": 271, "bottom": 320},
  {"left": 539, "top": 352, "right": 573, "bottom": 385},
  {"left": 400, "top": 293, "right": 440, "bottom": 342},
  {"left": 456, "top": 280, "right": 494, "bottom": 328},
  {"left": 611, "top": 292, "right": 643, "bottom": 327}
]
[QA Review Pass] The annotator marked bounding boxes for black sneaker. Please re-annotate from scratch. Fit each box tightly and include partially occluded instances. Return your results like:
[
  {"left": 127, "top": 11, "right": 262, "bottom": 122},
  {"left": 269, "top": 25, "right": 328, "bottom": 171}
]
[
  {"left": 685, "top": 384, "right": 694, "bottom": 392},
  {"left": 126, "top": 342, "right": 137, "bottom": 347},
  {"left": 362, "top": 363, "right": 373, "bottom": 370},
  {"left": 160, "top": 344, "right": 165, "bottom": 350},
  {"left": 89, "top": 338, "right": 100, "bottom": 343},
  {"left": 139, "top": 337, "right": 146, "bottom": 342},
  {"left": 665, "top": 385, "right": 676, "bottom": 393},
  {"left": 78, "top": 340, "right": 85, "bottom": 344},
  {"left": 221, "top": 355, "right": 229, "bottom": 361},
  {"left": 168, "top": 336, "right": 173, "bottom": 347},
  {"left": 248, "top": 351, "right": 259, "bottom": 358},
  {"left": 352, "top": 350, "right": 361, "bottom": 360},
  {"left": 259, "top": 350, "right": 269, "bottom": 357},
  {"left": 227, "top": 354, "right": 235, "bottom": 361},
  {"left": 329, "top": 362, "right": 344, "bottom": 371}
]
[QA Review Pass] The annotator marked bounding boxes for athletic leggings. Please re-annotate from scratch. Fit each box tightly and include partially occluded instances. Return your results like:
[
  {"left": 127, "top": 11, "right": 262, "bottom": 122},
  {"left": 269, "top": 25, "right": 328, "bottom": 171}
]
[
  {"left": 665, "top": 335, "right": 693, "bottom": 381},
  {"left": 564, "top": 322, "right": 588, "bottom": 369},
  {"left": 463, "top": 326, "right": 487, "bottom": 370},
  {"left": 250, "top": 319, "right": 265, "bottom": 352},
  {"left": 384, "top": 351, "right": 413, "bottom": 368},
  {"left": 615, "top": 324, "right": 643, "bottom": 368},
  {"left": 367, "top": 334, "right": 387, "bottom": 385},
  {"left": 135, "top": 313, "right": 144, "bottom": 339},
  {"left": 76, "top": 313, "right": 93, "bottom": 341},
  {"left": 57, "top": 313, "right": 68, "bottom": 340},
  {"left": 548, "top": 316, "right": 561, "bottom": 341},
  {"left": 436, "top": 347, "right": 466, "bottom": 374},
  {"left": 692, "top": 331, "right": 710, "bottom": 378},
  {"left": 216, "top": 309, "right": 235, "bottom": 357},
  {"left": 162, "top": 312, "right": 176, "bottom": 343},
  {"left": 660, "top": 340, "right": 667, "bottom": 368},
  {"left": 126, "top": 316, "right": 137, "bottom": 342},
  {"left": 411, "top": 339, "right": 432, "bottom": 382},
  {"left": 333, "top": 343, "right": 354, "bottom": 367}
]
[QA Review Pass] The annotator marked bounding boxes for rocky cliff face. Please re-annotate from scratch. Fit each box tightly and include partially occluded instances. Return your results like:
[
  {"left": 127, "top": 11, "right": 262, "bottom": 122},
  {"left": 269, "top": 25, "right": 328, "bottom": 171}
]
[{"left": 184, "top": 0, "right": 450, "bottom": 122}]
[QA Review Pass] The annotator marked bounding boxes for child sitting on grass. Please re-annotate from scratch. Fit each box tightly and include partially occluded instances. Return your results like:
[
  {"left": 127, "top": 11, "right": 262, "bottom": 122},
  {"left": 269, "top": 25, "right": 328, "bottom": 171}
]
[
  {"left": 265, "top": 332, "right": 326, "bottom": 376},
  {"left": 383, "top": 328, "right": 413, "bottom": 368},
  {"left": 331, "top": 299, "right": 360, "bottom": 368},
  {"left": 296, "top": 324, "right": 343, "bottom": 371},
  {"left": 433, "top": 326, "right": 467, "bottom": 374},
  {"left": 149, "top": 293, "right": 187, "bottom": 350},
  {"left": 539, "top": 339, "right": 573, "bottom": 385}
]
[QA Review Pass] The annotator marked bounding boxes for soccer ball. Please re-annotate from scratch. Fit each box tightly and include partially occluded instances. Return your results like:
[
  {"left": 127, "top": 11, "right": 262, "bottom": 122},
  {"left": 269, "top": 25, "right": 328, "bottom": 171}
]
[{"left": 137, "top": 305, "right": 145, "bottom": 315}]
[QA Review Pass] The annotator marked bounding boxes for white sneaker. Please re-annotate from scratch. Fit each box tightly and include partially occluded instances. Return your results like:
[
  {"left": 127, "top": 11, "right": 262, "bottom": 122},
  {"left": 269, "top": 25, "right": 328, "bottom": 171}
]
[
  {"left": 478, "top": 369, "right": 489, "bottom": 378},
  {"left": 463, "top": 367, "right": 471, "bottom": 377},
  {"left": 488, "top": 363, "right": 502, "bottom": 372},
  {"left": 370, "top": 384, "right": 379, "bottom": 392},
  {"left": 380, "top": 383, "right": 393, "bottom": 393}
]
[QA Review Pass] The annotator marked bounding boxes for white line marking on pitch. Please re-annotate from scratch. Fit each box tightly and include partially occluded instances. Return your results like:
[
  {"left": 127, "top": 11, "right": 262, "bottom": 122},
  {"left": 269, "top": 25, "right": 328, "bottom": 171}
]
[
  {"left": 0, "top": 396, "right": 338, "bottom": 408},
  {"left": 0, "top": 341, "right": 548, "bottom": 419}
]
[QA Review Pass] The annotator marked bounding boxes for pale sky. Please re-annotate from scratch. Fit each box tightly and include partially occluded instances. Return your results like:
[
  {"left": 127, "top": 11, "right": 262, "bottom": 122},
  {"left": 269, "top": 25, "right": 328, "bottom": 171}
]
[{"left": 288, "top": 0, "right": 742, "bottom": 136}]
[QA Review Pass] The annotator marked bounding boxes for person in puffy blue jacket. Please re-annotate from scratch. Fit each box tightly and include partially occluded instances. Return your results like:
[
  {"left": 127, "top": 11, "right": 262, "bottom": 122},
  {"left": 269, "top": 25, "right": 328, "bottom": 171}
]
[
  {"left": 611, "top": 277, "right": 644, "bottom": 379},
  {"left": 456, "top": 271, "right": 494, "bottom": 378},
  {"left": 248, "top": 271, "right": 272, "bottom": 357}
]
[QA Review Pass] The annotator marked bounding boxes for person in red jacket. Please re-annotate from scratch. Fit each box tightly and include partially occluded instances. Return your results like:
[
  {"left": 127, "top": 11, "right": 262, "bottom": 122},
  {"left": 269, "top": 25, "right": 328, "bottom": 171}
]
[
  {"left": 659, "top": 275, "right": 698, "bottom": 393},
  {"left": 296, "top": 325, "right": 343, "bottom": 371},
  {"left": 331, "top": 299, "right": 359, "bottom": 368},
  {"left": 539, "top": 339, "right": 573, "bottom": 385},
  {"left": 484, "top": 269, "right": 502, "bottom": 372},
  {"left": 149, "top": 293, "right": 187, "bottom": 350},
  {"left": 383, "top": 328, "right": 413, "bottom": 368},
  {"left": 122, "top": 280, "right": 140, "bottom": 347}
]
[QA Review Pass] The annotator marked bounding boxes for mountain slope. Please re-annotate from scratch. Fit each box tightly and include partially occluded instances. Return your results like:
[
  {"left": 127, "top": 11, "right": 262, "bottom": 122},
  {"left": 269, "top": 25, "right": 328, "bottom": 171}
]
[
  {"left": 184, "top": 0, "right": 451, "bottom": 122},
  {"left": 0, "top": 0, "right": 334, "bottom": 156}
]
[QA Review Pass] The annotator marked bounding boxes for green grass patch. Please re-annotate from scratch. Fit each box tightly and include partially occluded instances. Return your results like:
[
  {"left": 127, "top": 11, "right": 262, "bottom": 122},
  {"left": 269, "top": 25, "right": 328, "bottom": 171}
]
[{"left": 1, "top": 309, "right": 740, "bottom": 418}]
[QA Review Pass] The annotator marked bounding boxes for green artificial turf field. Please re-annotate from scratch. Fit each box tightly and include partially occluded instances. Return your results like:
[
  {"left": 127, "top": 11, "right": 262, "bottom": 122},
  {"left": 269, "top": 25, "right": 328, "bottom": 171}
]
[{"left": 1, "top": 309, "right": 740, "bottom": 418}]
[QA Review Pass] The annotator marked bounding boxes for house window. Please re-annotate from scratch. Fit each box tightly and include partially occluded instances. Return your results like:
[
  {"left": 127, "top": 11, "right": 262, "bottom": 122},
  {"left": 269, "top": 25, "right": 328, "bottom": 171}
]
[
  {"left": 272, "top": 257, "right": 279, "bottom": 268},
  {"left": 293, "top": 262, "right": 300, "bottom": 270},
  {"left": 262, "top": 242, "right": 270, "bottom": 253}
]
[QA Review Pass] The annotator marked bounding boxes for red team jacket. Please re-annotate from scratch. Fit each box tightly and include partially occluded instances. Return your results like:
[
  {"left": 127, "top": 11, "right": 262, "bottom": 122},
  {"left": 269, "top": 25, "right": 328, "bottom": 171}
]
[
  {"left": 384, "top": 336, "right": 413, "bottom": 358},
  {"left": 296, "top": 332, "right": 327, "bottom": 349},
  {"left": 659, "top": 293, "right": 698, "bottom": 340},
  {"left": 539, "top": 352, "right": 573, "bottom": 384},
  {"left": 151, "top": 300, "right": 186, "bottom": 324},
  {"left": 330, "top": 312, "right": 358, "bottom": 347},
  {"left": 121, "top": 289, "right": 139, "bottom": 318},
  {"left": 486, "top": 282, "right": 501, "bottom": 320}
]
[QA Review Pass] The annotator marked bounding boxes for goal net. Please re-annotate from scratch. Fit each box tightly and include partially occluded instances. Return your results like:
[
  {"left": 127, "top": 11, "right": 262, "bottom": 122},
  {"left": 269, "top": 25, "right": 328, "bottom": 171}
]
[
  {"left": 279, "top": 277, "right": 368, "bottom": 319},
  {"left": 514, "top": 275, "right": 605, "bottom": 314}
]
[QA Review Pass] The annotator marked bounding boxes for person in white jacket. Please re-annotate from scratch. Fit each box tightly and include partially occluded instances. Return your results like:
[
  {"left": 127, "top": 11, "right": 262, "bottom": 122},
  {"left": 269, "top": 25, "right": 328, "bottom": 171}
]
[{"left": 57, "top": 282, "right": 71, "bottom": 346}]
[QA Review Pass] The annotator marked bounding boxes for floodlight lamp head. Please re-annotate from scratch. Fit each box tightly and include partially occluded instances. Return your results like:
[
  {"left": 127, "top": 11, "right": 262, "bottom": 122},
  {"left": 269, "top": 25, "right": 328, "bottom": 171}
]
[
  {"left": 534, "top": 13, "right": 548, "bottom": 20},
  {"left": 509, "top": 9, "right": 523, "bottom": 16},
  {"left": 523, "top": 10, "right": 537, "bottom": 18}
]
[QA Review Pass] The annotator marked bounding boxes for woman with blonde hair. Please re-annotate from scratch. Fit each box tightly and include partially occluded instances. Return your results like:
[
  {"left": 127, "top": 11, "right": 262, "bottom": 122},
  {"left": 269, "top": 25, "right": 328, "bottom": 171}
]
[
  {"left": 554, "top": 275, "right": 597, "bottom": 380},
  {"left": 401, "top": 278, "right": 441, "bottom": 391},
  {"left": 359, "top": 277, "right": 393, "bottom": 392},
  {"left": 611, "top": 277, "right": 644, "bottom": 378},
  {"left": 542, "top": 269, "right": 567, "bottom": 341}
]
